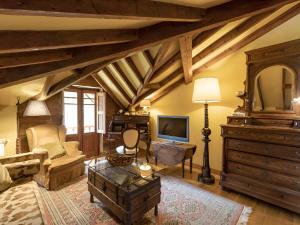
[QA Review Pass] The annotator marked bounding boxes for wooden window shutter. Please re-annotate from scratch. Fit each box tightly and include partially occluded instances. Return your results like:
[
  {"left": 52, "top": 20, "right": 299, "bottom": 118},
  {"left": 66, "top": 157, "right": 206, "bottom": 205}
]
[{"left": 96, "top": 92, "right": 106, "bottom": 133}]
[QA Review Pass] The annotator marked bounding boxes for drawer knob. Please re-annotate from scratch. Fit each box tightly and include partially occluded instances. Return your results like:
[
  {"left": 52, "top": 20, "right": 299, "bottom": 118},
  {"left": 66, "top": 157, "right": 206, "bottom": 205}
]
[{"left": 296, "top": 152, "right": 300, "bottom": 156}]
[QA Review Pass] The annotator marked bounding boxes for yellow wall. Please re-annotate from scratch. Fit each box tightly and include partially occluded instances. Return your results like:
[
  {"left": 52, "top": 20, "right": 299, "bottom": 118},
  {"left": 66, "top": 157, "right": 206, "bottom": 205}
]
[
  {"left": 0, "top": 106, "right": 17, "bottom": 156},
  {"left": 150, "top": 14, "right": 300, "bottom": 172}
]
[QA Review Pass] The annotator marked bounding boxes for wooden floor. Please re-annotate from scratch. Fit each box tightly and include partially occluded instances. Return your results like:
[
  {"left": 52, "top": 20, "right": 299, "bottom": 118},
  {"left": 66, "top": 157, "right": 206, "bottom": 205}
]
[{"left": 151, "top": 163, "right": 300, "bottom": 225}]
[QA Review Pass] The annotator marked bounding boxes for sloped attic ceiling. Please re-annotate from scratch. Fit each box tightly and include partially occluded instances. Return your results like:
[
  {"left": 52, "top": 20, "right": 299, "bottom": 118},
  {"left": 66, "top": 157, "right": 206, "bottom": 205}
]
[{"left": 0, "top": 0, "right": 299, "bottom": 109}]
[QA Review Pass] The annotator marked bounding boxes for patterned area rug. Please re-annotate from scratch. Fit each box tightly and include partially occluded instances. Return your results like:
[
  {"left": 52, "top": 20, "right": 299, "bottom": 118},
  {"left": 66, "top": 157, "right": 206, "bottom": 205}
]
[{"left": 35, "top": 176, "right": 251, "bottom": 225}]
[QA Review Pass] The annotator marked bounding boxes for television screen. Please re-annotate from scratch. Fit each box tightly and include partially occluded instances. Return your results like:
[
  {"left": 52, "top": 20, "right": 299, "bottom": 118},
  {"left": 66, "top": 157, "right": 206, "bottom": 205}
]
[{"left": 157, "top": 115, "right": 189, "bottom": 142}]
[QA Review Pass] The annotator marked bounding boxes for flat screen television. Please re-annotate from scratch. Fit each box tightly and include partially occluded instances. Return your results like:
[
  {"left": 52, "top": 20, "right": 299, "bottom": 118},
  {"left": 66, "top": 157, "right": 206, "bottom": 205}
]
[{"left": 157, "top": 115, "right": 189, "bottom": 142}]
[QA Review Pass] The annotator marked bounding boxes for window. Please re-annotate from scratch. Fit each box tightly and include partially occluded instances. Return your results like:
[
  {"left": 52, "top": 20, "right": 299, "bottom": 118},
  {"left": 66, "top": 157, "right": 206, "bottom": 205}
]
[
  {"left": 64, "top": 91, "right": 78, "bottom": 135},
  {"left": 83, "top": 93, "right": 96, "bottom": 133},
  {"left": 97, "top": 92, "right": 106, "bottom": 134}
]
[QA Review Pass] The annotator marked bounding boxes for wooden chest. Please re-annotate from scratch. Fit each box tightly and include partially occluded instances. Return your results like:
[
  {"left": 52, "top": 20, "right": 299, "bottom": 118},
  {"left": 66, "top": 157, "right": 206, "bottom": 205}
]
[
  {"left": 221, "top": 124, "right": 300, "bottom": 214},
  {"left": 88, "top": 161, "right": 160, "bottom": 224}
]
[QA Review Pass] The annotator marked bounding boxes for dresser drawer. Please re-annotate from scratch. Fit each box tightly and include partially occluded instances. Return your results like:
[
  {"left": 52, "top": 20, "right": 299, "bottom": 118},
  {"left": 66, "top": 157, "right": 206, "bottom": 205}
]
[
  {"left": 228, "top": 150, "right": 300, "bottom": 177},
  {"left": 228, "top": 161, "right": 300, "bottom": 192},
  {"left": 227, "top": 138, "right": 300, "bottom": 162},
  {"left": 221, "top": 173, "right": 300, "bottom": 214}
]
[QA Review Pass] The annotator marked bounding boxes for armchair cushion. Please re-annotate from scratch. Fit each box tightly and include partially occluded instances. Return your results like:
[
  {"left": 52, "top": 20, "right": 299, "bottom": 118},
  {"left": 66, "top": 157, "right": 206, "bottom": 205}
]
[
  {"left": 38, "top": 142, "right": 66, "bottom": 160},
  {"left": 63, "top": 141, "right": 82, "bottom": 156},
  {"left": 48, "top": 155, "right": 85, "bottom": 173},
  {"left": 0, "top": 163, "right": 12, "bottom": 192}
]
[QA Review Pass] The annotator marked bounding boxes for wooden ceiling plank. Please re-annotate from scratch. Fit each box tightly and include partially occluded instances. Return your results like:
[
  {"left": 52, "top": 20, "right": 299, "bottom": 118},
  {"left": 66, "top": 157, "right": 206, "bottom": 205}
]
[
  {"left": 193, "top": 2, "right": 300, "bottom": 75},
  {"left": 0, "top": 30, "right": 137, "bottom": 54},
  {"left": 0, "top": 50, "right": 72, "bottom": 69},
  {"left": 153, "top": 41, "right": 174, "bottom": 68},
  {"left": 111, "top": 62, "right": 136, "bottom": 95},
  {"left": 192, "top": 11, "right": 273, "bottom": 64},
  {"left": 179, "top": 36, "right": 193, "bottom": 83},
  {"left": 103, "top": 67, "right": 132, "bottom": 103},
  {"left": 46, "top": 61, "right": 110, "bottom": 99},
  {"left": 125, "top": 57, "right": 144, "bottom": 84},
  {"left": 92, "top": 74, "right": 125, "bottom": 109},
  {"left": 0, "top": 0, "right": 295, "bottom": 89},
  {"left": 0, "top": 0, "right": 205, "bottom": 21}
]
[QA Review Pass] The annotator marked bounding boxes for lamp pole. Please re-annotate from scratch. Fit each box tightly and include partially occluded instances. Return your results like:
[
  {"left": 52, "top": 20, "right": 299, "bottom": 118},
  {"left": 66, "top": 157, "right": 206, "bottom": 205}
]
[{"left": 198, "top": 102, "right": 215, "bottom": 184}]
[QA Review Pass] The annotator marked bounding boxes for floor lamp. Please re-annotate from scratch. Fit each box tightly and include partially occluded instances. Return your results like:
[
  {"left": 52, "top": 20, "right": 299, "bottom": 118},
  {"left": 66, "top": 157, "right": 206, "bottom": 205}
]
[{"left": 192, "top": 77, "right": 221, "bottom": 184}]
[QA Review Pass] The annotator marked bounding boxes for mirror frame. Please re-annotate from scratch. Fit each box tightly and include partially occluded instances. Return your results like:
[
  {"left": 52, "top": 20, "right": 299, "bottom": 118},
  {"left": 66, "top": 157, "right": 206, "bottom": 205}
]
[{"left": 245, "top": 39, "right": 300, "bottom": 117}]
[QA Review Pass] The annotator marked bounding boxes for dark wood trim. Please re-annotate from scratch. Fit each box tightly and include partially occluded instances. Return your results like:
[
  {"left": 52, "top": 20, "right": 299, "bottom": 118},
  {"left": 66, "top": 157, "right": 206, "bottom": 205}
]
[
  {"left": 143, "top": 50, "right": 155, "bottom": 67},
  {"left": 256, "top": 76, "right": 265, "bottom": 111},
  {"left": 111, "top": 62, "right": 136, "bottom": 95}
]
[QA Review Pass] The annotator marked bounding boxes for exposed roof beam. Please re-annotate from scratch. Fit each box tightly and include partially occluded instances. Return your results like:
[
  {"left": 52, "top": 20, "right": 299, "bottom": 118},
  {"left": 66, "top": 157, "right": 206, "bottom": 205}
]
[
  {"left": 151, "top": 78, "right": 185, "bottom": 104},
  {"left": 46, "top": 62, "right": 110, "bottom": 99},
  {"left": 153, "top": 41, "right": 174, "bottom": 68},
  {"left": 125, "top": 57, "right": 144, "bottom": 84},
  {"left": 193, "top": 2, "right": 300, "bottom": 75},
  {"left": 142, "top": 50, "right": 155, "bottom": 67},
  {"left": 0, "top": 30, "right": 137, "bottom": 54},
  {"left": 179, "top": 36, "right": 193, "bottom": 83},
  {"left": 0, "top": 0, "right": 205, "bottom": 21},
  {"left": 111, "top": 62, "right": 136, "bottom": 95},
  {"left": 102, "top": 68, "right": 132, "bottom": 103},
  {"left": 192, "top": 11, "right": 273, "bottom": 64},
  {"left": 35, "top": 75, "right": 55, "bottom": 100},
  {"left": 92, "top": 74, "right": 125, "bottom": 109},
  {"left": 0, "top": 0, "right": 295, "bottom": 89},
  {"left": 193, "top": 25, "right": 225, "bottom": 48},
  {"left": 0, "top": 50, "right": 72, "bottom": 69}
]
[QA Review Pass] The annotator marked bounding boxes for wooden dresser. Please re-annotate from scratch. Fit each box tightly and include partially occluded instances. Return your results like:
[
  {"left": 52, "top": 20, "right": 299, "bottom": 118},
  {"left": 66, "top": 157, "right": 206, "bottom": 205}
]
[
  {"left": 221, "top": 39, "right": 300, "bottom": 214},
  {"left": 221, "top": 123, "right": 300, "bottom": 213}
]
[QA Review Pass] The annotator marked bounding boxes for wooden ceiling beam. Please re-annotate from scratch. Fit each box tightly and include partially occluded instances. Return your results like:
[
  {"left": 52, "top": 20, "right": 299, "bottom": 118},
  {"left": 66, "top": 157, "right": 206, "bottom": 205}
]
[
  {"left": 193, "top": 2, "right": 300, "bottom": 75},
  {"left": 0, "top": 30, "right": 137, "bottom": 54},
  {"left": 35, "top": 75, "right": 55, "bottom": 100},
  {"left": 0, "top": 0, "right": 295, "bottom": 89},
  {"left": 179, "top": 36, "right": 193, "bottom": 83},
  {"left": 125, "top": 57, "right": 144, "bottom": 84},
  {"left": 0, "top": 50, "right": 72, "bottom": 69},
  {"left": 102, "top": 67, "right": 132, "bottom": 103},
  {"left": 153, "top": 41, "right": 174, "bottom": 68},
  {"left": 46, "top": 61, "right": 110, "bottom": 99},
  {"left": 192, "top": 11, "right": 273, "bottom": 64},
  {"left": 0, "top": 0, "right": 205, "bottom": 21},
  {"left": 193, "top": 25, "right": 225, "bottom": 48},
  {"left": 92, "top": 74, "right": 125, "bottom": 109},
  {"left": 111, "top": 62, "right": 136, "bottom": 95}
]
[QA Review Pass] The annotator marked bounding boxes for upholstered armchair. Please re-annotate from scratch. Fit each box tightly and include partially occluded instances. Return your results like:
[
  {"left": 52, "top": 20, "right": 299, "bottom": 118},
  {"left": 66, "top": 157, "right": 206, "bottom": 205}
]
[{"left": 26, "top": 124, "right": 85, "bottom": 190}]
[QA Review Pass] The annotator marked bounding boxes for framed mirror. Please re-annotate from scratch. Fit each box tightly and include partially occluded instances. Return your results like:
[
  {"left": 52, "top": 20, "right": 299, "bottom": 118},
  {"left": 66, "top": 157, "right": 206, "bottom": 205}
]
[
  {"left": 245, "top": 39, "right": 300, "bottom": 116},
  {"left": 253, "top": 65, "right": 296, "bottom": 112}
]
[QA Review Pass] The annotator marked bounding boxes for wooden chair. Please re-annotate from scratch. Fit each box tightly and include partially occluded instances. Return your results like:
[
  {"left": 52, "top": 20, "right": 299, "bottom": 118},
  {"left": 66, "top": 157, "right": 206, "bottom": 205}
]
[{"left": 116, "top": 128, "right": 140, "bottom": 163}]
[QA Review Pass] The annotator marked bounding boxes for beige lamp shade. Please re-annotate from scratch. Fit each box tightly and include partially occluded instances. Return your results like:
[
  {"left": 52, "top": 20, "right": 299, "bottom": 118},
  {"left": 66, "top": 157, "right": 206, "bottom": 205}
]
[
  {"left": 23, "top": 100, "right": 51, "bottom": 116},
  {"left": 140, "top": 99, "right": 151, "bottom": 108},
  {"left": 192, "top": 78, "right": 221, "bottom": 103}
]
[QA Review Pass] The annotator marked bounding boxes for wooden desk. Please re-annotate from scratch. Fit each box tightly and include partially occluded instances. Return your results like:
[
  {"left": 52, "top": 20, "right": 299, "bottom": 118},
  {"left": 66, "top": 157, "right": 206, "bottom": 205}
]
[{"left": 152, "top": 141, "right": 196, "bottom": 178}]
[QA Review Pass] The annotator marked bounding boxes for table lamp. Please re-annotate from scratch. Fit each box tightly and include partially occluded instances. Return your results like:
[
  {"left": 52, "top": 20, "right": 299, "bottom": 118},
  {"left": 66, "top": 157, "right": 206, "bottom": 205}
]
[
  {"left": 192, "top": 77, "right": 221, "bottom": 184},
  {"left": 23, "top": 100, "right": 51, "bottom": 116},
  {"left": 140, "top": 99, "right": 151, "bottom": 115}
]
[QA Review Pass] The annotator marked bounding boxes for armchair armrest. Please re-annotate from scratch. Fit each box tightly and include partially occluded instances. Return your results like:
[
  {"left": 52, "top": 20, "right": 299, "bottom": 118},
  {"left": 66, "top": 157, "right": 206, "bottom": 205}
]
[
  {"left": 0, "top": 152, "right": 36, "bottom": 165},
  {"left": 63, "top": 141, "right": 83, "bottom": 156}
]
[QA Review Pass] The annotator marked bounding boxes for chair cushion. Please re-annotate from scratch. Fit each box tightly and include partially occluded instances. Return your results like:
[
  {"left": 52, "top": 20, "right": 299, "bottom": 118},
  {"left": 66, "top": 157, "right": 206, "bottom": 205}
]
[
  {"left": 116, "top": 146, "right": 139, "bottom": 155},
  {"left": 49, "top": 155, "right": 85, "bottom": 173},
  {"left": 38, "top": 142, "right": 66, "bottom": 159},
  {"left": 0, "top": 163, "right": 12, "bottom": 192}
]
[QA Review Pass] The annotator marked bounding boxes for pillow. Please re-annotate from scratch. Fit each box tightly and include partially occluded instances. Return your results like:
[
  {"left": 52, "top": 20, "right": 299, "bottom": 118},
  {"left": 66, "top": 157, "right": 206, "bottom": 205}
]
[
  {"left": 38, "top": 142, "right": 66, "bottom": 159},
  {"left": 0, "top": 163, "right": 12, "bottom": 192}
]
